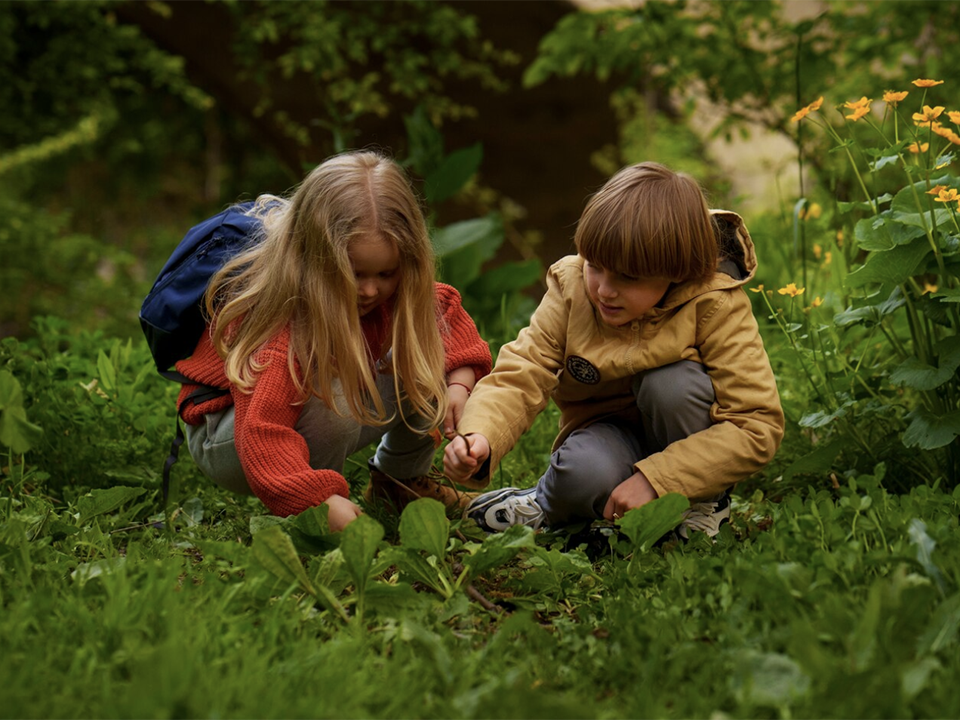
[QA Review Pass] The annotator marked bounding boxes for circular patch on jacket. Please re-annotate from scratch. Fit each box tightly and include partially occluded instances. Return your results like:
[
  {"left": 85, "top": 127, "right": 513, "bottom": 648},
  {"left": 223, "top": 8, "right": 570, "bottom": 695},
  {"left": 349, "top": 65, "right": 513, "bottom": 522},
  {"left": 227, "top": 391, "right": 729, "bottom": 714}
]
[{"left": 566, "top": 355, "right": 600, "bottom": 385}]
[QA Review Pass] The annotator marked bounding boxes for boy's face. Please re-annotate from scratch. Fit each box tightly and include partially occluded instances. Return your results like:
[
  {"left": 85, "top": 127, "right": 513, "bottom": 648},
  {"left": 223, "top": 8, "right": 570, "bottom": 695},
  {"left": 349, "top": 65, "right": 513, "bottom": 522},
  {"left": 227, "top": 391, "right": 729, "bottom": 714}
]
[{"left": 584, "top": 260, "right": 671, "bottom": 326}]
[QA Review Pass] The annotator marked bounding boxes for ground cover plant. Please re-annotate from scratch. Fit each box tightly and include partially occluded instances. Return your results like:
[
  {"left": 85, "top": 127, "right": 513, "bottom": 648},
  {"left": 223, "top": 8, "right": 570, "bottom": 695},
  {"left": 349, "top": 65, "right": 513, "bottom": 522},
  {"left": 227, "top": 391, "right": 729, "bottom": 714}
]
[{"left": 3, "top": 1, "right": 960, "bottom": 715}]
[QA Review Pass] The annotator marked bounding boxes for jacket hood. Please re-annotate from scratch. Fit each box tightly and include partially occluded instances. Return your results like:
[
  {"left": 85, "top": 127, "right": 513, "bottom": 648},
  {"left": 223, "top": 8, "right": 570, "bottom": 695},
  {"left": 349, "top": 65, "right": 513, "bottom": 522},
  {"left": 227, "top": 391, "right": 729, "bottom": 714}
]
[{"left": 658, "top": 209, "right": 757, "bottom": 310}]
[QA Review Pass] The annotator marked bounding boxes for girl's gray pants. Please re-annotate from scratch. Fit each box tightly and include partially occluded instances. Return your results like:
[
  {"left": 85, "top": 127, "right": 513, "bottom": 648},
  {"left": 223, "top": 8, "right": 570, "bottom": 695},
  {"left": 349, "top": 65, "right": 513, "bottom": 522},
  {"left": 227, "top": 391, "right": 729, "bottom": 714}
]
[{"left": 185, "top": 371, "right": 437, "bottom": 496}]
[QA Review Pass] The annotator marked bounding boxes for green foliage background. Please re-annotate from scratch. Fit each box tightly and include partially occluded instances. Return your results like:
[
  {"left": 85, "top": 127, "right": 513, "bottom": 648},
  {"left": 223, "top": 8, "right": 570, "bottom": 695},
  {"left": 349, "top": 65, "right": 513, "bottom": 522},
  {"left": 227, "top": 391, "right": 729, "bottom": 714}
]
[{"left": 2, "top": 1, "right": 960, "bottom": 718}]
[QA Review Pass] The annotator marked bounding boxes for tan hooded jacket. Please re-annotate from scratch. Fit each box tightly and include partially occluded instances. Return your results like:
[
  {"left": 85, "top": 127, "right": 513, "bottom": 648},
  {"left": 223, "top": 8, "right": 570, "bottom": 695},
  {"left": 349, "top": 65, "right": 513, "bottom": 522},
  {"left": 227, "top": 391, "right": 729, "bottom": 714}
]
[{"left": 458, "top": 210, "right": 784, "bottom": 501}]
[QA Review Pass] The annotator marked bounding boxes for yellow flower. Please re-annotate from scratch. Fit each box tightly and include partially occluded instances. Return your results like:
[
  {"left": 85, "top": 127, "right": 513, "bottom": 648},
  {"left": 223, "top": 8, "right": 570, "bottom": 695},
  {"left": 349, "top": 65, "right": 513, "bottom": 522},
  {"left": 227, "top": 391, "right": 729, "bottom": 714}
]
[
  {"left": 812, "top": 243, "right": 823, "bottom": 260},
  {"left": 913, "top": 105, "right": 945, "bottom": 125},
  {"left": 846, "top": 105, "right": 871, "bottom": 121},
  {"left": 927, "top": 184, "right": 947, "bottom": 195},
  {"left": 844, "top": 96, "right": 871, "bottom": 110},
  {"left": 912, "top": 79, "right": 945, "bottom": 88},
  {"left": 823, "top": 251, "right": 833, "bottom": 267},
  {"left": 811, "top": 297, "right": 824, "bottom": 308},
  {"left": 883, "top": 90, "right": 909, "bottom": 105},
  {"left": 923, "top": 283, "right": 938, "bottom": 294},
  {"left": 935, "top": 188, "right": 960, "bottom": 203},
  {"left": 791, "top": 96, "right": 824, "bottom": 122},
  {"left": 908, "top": 142, "right": 930, "bottom": 153},
  {"left": 750, "top": 284, "right": 765, "bottom": 293},
  {"left": 778, "top": 283, "right": 805, "bottom": 298},
  {"left": 950, "top": 111, "right": 960, "bottom": 124}
]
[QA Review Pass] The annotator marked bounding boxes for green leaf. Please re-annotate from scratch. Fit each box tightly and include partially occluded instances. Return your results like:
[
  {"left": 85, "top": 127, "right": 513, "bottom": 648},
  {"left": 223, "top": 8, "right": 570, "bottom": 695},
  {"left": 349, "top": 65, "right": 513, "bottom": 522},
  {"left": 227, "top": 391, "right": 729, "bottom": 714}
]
[
  {"left": 431, "top": 215, "right": 503, "bottom": 258},
  {"left": 890, "top": 337, "right": 960, "bottom": 391},
  {"left": 339, "top": 514, "right": 384, "bottom": 596},
  {"left": 76, "top": 486, "right": 147, "bottom": 523},
  {"left": 845, "top": 237, "right": 931, "bottom": 288},
  {"left": 837, "top": 193, "right": 892, "bottom": 214},
  {"left": 462, "top": 524, "right": 536, "bottom": 577},
  {"left": 902, "top": 407, "right": 960, "bottom": 450},
  {"left": 424, "top": 143, "right": 482, "bottom": 205},
  {"left": 97, "top": 350, "right": 116, "bottom": 393},
  {"left": 251, "top": 524, "right": 316, "bottom": 596},
  {"left": 466, "top": 260, "right": 542, "bottom": 297},
  {"left": 383, "top": 546, "right": 449, "bottom": 596},
  {"left": 932, "top": 288, "right": 960, "bottom": 303},
  {"left": 731, "top": 650, "right": 810, "bottom": 707},
  {"left": 854, "top": 214, "right": 925, "bottom": 252},
  {"left": 617, "top": 493, "right": 689, "bottom": 551},
  {"left": 783, "top": 437, "right": 849, "bottom": 480},
  {"left": 398, "top": 498, "right": 449, "bottom": 559},
  {"left": 908, "top": 519, "right": 945, "bottom": 593},
  {"left": 0, "top": 371, "right": 43, "bottom": 454}
]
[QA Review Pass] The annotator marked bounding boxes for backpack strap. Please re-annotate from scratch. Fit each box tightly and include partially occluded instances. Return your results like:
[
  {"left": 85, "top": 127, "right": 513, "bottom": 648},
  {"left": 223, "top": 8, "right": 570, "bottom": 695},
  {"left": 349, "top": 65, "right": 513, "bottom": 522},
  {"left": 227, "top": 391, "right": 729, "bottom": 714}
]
[{"left": 162, "top": 383, "right": 231, "bottom": 504}]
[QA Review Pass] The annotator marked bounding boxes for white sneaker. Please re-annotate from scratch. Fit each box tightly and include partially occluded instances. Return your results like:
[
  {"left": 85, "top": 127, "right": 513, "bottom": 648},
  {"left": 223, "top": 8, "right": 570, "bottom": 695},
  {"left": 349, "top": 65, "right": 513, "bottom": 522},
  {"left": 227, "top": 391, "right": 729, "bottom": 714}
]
[
  {"left": 464, "top": 487, "right": 546, "bottom": 533},
  {"left": 678, "top": 491, "right": 731, "bottom": 539}
]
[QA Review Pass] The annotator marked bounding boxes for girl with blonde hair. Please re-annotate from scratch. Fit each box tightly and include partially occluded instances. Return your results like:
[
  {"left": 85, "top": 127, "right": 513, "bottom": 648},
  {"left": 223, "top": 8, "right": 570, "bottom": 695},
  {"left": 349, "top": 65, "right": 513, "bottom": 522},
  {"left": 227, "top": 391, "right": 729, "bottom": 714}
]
[
  {"left": 177, "top": 150, "right": 491, "bottom": 531},
  {"left": 445, "top": 162, "right": 783, "bottom": 539}
]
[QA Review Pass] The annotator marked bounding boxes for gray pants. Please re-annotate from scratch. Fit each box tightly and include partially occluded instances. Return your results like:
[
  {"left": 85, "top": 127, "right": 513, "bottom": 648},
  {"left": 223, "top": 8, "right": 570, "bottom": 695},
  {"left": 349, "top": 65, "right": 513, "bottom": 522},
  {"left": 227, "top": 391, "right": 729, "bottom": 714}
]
[
  {"left": 185, "top": 371, "right": 437, "bottom": 495},
  {"left": 536, "top": 360, "right": 715, "bottom": 525}
]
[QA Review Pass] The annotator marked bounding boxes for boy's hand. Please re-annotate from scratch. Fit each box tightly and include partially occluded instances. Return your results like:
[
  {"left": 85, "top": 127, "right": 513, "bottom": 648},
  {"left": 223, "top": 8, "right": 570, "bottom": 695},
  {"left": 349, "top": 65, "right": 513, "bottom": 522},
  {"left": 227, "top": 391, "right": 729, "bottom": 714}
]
[
  {"left": 443, "top": 433, "right": 490, "bottom": 484},
  {"left": 603, "top": 470, "right": 658, "bottom": 521},
  {"left": 324, "top": 494, "right": 363, "bottom": 533}
]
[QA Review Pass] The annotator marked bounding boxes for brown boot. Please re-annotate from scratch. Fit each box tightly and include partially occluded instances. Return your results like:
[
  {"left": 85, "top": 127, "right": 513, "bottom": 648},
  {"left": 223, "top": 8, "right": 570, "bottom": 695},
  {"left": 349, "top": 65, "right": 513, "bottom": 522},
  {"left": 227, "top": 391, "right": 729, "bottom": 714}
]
[{"left": 363, "top": 462, "right": 474, "bottom": 514}]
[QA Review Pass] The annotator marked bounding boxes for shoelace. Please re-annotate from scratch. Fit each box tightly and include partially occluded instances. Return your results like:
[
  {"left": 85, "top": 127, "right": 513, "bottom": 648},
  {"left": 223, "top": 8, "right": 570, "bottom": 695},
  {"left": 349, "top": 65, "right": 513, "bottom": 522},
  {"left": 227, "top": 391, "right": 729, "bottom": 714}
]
[
  {"left": 682, "top": 500, "right": 721, "bottom": 532},
  {"left": 505, "top": 492, "right": 545, "bottom": 527}
]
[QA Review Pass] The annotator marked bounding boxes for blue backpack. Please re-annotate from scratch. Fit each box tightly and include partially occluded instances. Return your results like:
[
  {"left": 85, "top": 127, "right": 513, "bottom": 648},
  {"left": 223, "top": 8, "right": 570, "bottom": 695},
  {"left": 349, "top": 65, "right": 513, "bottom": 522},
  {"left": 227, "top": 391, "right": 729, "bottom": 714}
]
[
  {"left": 140, "top": 201, "right": 262, "bottom": 377},
  {"left": 139, "top": 201, "right": 264, "bottom": 501}
]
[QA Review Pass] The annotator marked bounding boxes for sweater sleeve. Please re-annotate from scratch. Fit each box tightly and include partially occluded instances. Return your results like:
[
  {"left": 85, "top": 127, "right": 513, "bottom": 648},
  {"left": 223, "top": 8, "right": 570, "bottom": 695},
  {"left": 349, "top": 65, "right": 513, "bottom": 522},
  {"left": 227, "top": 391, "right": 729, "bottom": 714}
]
[
  {"left": 178, "top": 327, "right": 350, "bottom": 517},
  {"left": 435, "top": 283, "right": 492, "bottom": 381}
]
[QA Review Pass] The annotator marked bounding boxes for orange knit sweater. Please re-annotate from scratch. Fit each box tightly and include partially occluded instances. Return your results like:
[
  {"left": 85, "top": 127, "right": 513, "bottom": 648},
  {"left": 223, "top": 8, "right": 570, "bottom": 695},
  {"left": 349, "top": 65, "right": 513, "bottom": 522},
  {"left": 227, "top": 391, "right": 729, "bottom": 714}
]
[{"left": 175, "top": 283, "right": 491, "bottom": 516}]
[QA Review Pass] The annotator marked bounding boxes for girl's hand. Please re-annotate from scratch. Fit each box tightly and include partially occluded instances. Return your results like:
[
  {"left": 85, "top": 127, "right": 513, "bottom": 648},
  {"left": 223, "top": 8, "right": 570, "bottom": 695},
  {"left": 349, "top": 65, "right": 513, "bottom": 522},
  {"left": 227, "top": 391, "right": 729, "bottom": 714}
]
[
  {"left": 603, "top": 471, "right": 658, "bottom": 521},
  {"left": 443, "top": 383, "right": 471, "bottom": 439},
  {"left": 443, "top": 433, "right": 490, "bottom": 484},
  {"left": 324, "top": 494, "right": 363, "bottom": 533}
]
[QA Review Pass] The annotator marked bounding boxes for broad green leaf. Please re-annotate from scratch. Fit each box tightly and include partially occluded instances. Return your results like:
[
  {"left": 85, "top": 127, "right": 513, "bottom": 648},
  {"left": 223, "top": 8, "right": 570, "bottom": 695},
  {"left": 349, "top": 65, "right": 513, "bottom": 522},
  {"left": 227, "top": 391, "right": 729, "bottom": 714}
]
[
  {"left": 617, "top": 492, "right": 689, "bottom": 551},
  {"left": 288, "top": 504, "right": 338, "bottom": 555},
  {"left": 845, "top": 237, "right": 930, "bottom": 288},
  {"left": 854, "top": 214, "right": 924, "bottom": 252},
  {"left": 339, "top": 514, "right": 384, "bottom": 595},
  {"left": 71, "top": 557, "right": 126, "bottom": 587},
  {"left": 398, "top": 498, "right": 449, "bottom": 559},
  {"left": 834, "top": 286, "right": 905, "bottom": 327},
  {"left": 890, "top": 337, "right": 960, "bottom": 391},
  {"left": 424, "top": 143, "right": 483, "bottom": 205},
  {"left": 891, "top": 174, "right": 953, "bottom": 213},
  {"left": 466, "top": 260, "right": 542, "bottom": 297},
  {"left": 77, "top": 486, "right": 147, "bottom": 523},
  {"left": 462, "top": 524, "right": 536, "bottom": 577},
  {"left": 908, "top": 519, "right": 945, "bottom": 593},
  {"left": 731, "top": 650, "right": 810, "bottom": 707},
  {"left": 251, "top": 524, "right": 316, "bottom": 596},
  {"left": 0, "top": 370, "right": 43, "bottom": 454},
  {"left": 783, "top": 437, "right": 849, "bottom": 480},
  {"left": 902, "top": 407, "right": 960, "bottom": 450},
  {"left": 917, "top": 592, "right": 960, "bottom": 654},
  {"left": 382, "top": 546, "right": 449, "bottom": 596},
  {"left": 97, "top": 350, "right": 116, "bottom": 392},
  {"left": 431, "top": 215, "right": 503, "bottom": 258},
  {"left": 932, "top": 288, "right": 960, "bottom": 303},
  {"left": 837, "top": 193, "right": 892, "bottom": 214},
  {"left": 798, "top": 406, "right": 848, "bottom": 429}
]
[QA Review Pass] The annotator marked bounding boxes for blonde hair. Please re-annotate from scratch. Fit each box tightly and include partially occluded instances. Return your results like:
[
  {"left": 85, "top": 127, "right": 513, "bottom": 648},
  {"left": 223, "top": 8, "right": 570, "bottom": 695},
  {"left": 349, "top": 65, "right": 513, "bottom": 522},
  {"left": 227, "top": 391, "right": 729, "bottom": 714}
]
[
  {"left": 206, "top": 150, "right": 447, "bottom": 430},
  {"left": 574, "top": 162, "right": 718, "bottom": 283}
]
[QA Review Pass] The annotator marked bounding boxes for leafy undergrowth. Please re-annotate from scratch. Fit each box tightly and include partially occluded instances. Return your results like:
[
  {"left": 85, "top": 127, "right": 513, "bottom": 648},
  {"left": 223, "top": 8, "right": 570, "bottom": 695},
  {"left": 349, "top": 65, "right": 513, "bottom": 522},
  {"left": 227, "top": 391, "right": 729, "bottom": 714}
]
[{"left": 2, "top": 464, "right": 959, "bottom": 719}]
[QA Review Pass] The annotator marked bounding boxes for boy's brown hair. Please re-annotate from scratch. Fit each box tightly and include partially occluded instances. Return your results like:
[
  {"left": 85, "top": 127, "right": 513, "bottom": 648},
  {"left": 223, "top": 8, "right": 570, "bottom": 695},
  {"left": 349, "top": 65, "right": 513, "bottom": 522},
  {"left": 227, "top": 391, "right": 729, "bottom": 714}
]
[{"left": 575, "top": 162, "right": 718, "bottom": 283}]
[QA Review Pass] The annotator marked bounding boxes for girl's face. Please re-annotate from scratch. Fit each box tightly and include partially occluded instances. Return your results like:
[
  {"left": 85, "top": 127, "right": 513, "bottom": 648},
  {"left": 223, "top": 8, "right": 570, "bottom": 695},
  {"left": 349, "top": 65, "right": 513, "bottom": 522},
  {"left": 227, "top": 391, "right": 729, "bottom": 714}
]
[
  {"left": 348, "top": 234, "right": 401, "bottom": 317},
  {"left": 584, "top": 260, "right": 671, "bottom": 326}
]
